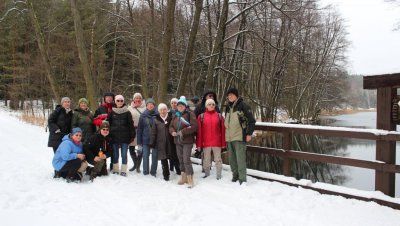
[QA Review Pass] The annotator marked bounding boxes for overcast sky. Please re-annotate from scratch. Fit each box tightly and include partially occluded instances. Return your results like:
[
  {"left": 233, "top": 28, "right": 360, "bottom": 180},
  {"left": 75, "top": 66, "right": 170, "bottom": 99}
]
[{"left": 319, "top": 0, "right": 400, "bottom": 75}]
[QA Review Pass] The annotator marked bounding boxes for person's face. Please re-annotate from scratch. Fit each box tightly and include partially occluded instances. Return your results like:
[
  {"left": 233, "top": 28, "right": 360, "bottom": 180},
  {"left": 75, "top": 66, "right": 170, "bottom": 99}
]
[
  {"left": 79, "top": 102, "right": 88, "bottom": 110},
  {"left": 177, "top": 104, "right": 186, "bottom": 112},
  {"left": 170, "top": 101, "right": 177, "bottom": 109},
  {"left": 134, "top": 97, "right": 142, "bottom": 104},
  {"left": 159, "top": 108, "right": 168, "bottom": 117},
  {"left": 227, "top": 93, "right": 238, "bottom": 102},
  {"left": 72, "top": 132, "right": 82, "bottom": 142},
  {"left": 206, "top": 102, "right": 215, "bottom": 111},
  {"left": 62, "top": 100, "right": 71, "bottom": 109},
  {"left": 206, "top": 93, "right": 214, "bottom": 100},
  {"left": 115, "top": 99, "right": 124, "bottom": 107},
  {"left": 105, "top": 96, "right": 113, "bottom": 104},
  {"left": 100, "top": 127, "right": 109, "bottom": 137},
  {"left": 147, "top": 103, "right": 155, "bottom": 111}
]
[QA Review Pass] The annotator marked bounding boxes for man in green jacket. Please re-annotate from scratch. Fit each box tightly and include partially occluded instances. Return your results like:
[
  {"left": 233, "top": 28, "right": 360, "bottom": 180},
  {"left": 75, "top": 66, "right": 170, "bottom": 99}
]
[{"left": 224, "top": 88, "right": 256, "bottom": 185}]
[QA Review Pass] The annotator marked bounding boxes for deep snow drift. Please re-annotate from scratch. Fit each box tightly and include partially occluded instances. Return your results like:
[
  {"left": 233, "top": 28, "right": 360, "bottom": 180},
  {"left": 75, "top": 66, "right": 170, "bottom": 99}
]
[{"left": 0, "top": 108, "right": 399, "bottom": 226}]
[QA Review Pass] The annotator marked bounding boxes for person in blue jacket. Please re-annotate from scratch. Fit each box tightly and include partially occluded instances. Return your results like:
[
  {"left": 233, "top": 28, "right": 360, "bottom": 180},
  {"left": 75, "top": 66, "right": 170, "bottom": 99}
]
[
  {"left": 52, "top": 127, "right": 88, "bottom": 182},
  {"left": 137, "top": 98, "right": 158, "bottom": 176}
]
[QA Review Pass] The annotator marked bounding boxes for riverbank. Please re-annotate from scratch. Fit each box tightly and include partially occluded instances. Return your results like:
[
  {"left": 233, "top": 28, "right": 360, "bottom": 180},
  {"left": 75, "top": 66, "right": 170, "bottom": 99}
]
[{"left": 321, "top": 108, "right": 376, "bottom": 116}]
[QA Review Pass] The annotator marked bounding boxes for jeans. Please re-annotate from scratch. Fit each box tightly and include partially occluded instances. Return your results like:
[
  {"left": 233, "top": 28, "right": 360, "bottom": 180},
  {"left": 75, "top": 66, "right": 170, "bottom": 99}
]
[
  {"left": 142, "top": 145, "right": 158, "bottom": 175},
  {"left": 113, "top": 143, "right": 129, "bottom": 164}
]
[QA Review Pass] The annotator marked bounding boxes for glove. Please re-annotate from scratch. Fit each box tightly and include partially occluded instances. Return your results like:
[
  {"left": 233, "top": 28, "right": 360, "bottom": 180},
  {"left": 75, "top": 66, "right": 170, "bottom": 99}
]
[
  {"left": 221, "top": 147, "right": 228, "bottom": 154},
  {"left": 194, "top": 149, "right": 202, "bottom": 158}
]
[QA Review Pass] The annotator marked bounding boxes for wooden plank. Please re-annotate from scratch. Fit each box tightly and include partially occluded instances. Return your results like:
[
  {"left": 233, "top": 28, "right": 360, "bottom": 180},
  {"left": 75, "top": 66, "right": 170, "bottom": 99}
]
[
  {"left": 375, "top": 87, "right": 396, "bottom": 197},
  {"left": 247, "top": 146, "right": 400, "bottom": 174},
  {"left": 249, "top": 175, "right": 400, "bottom": 210},
  {"left": 254, "top": 124, "right": 400, "bottom": 141},
  {"left": 282, "top": 132, "right": 292, "bottom": 176},
  {"left": 363, "top": 73, "right": 400, "bottom": 89}
]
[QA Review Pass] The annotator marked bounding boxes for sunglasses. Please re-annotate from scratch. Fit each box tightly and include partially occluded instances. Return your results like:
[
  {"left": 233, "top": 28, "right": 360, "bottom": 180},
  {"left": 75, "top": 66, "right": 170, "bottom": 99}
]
[
  {"left": 101, "top": 128, "right": 109, "bottom": 131},
  {"left": 116, "top": 100, "right": 124, "bottom": 102}
]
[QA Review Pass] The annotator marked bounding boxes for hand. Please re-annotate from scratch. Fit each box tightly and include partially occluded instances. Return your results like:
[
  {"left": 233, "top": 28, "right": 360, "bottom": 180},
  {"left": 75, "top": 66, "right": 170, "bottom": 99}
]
[
  {"left": 55, "top": 129, "right": 61, "bottom": 134},
  {"left": 77, "top": 153, "right": 85, "bottom": 160},
  {"left": 246, "top": 135, "right": 252, "bottom": 142},
  {"left": 172, "top": 132, "right": 177, "bottom": 137}
]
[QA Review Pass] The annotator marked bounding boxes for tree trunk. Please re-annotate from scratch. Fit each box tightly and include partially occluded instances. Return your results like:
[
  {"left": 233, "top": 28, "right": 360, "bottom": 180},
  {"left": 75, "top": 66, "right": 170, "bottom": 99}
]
[
  {"left": 205, "top": 0, "right": 229, "bottom": 89},
  {"left": 26, "top": 0, "right": 60, "bottom": 101},
  {"left": 70, "top": 0, "right": 96, "bottom": 109},
  {"left": 158, "top": 0, "right": 176, "bottom": 103},
  {"left": 176, "top": 0, "right": 203, "bottom": 97}
]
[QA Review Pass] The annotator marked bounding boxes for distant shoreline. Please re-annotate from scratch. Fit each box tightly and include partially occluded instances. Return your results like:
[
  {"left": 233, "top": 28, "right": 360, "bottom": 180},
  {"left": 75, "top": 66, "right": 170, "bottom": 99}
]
[{"left": 320, "top": 108, "right": 376, "bottom": 116}]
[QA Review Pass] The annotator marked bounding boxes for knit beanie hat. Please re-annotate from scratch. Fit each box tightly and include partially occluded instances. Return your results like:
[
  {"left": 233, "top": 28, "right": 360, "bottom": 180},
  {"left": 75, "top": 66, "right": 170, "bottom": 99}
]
[
  {"left": 103, "top": 92, "right": 115, "bottom": 102},
  {"left": 61, "top": 96, "right": 71, "bottom": 104},
  {"left": 177, "top": 96, "right": 188, "bottom": 107},
  {"left": 146, "top": 98, "right": 156, "bottom": 106},
  {"left": 115, "top": 95, "right": 124, "bottom": 102},
  {"left": 78, "top": 98, "right": 88, "bottom": 105},
  {"left": 99, "top": 121, "right": 110, "bottom": 129},
  {"left": 71, "top": 127, "right": 82, "bottom": 135},
  {"left": 226, "top": 87, "right": 239, "bottom": 98},
  {"left": 205, "top": 98, "right": 215, "bottom": 106}
]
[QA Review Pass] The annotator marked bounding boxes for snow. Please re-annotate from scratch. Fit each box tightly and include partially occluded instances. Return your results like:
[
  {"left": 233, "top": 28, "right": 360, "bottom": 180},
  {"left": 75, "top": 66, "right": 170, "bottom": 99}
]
[
  {"left": 256, "top": 122, "right": 400, "bottom": 136},
  {"left": 1, "top": 108, "right": 400, "bottom": 226}
]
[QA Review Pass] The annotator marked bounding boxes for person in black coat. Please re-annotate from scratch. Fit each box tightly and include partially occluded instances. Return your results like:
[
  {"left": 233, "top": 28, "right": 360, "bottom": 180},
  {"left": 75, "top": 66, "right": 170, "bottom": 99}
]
[
  {"left": 84, "top": 121, "right": 113, "bottom": 181},
  {"left": 48, "top": 97, "right": 73, "bottom": 153},
  {"left": 107, "top": 95, "right": 135, "bottom": 176},
  {"left": 150, "top": 103, "right": 176, "bottom": 181}
]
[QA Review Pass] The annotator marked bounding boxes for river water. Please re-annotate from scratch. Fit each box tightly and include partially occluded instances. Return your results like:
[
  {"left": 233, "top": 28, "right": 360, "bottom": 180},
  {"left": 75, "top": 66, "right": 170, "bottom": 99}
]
[{"left": 320, "top": 111, "right": 400, "bottom": 197}]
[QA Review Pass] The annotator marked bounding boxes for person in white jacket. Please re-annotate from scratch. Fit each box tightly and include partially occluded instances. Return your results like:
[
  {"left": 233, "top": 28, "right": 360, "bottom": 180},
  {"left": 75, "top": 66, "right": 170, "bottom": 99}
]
[{"left": 127, "top": 93, "right": 146, "bottom": 172}]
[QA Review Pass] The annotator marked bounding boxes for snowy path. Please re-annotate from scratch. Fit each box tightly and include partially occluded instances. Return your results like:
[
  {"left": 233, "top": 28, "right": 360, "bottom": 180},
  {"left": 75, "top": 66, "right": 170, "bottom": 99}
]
[{"left": 0, "top": 108, "right": 399, "bottom": 226}]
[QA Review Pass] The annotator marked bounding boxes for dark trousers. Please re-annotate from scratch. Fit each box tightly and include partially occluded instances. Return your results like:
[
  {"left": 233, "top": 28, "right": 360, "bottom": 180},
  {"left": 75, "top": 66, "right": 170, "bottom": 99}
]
[
  {"left": 161, "top": 159, "right": 170, "bottom": 180},
  {"left": 58, "top": 159, "right": 82, "bottom": 179}
]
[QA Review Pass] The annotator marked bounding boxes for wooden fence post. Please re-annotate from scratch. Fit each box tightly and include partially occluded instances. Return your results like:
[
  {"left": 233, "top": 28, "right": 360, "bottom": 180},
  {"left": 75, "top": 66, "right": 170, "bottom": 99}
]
[{"left": 283, "top": 132, "right": 292, "bottom": 176}]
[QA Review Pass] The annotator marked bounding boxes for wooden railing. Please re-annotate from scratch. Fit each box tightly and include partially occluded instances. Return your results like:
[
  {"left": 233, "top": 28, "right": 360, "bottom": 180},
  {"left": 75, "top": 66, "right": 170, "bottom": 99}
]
[{"left": 246, "top": 122, "right": 400, "bottom": 209}]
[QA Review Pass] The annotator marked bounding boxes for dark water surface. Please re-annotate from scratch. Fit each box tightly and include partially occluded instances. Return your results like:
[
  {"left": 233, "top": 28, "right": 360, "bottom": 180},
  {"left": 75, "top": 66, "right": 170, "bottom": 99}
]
[{"left": 320, "top": 111, "right": 400, "bottom": 197}]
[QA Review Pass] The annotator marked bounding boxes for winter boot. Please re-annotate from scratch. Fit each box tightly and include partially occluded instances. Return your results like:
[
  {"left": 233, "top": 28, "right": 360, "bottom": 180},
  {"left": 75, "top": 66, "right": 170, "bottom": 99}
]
[
  {"left": 136, "top": 154, "right": 142, "bottom": 173},
  {"left": 162, "top": 162, "right": 170, "bottom": 181},
  {"left": 129, "top": 148, "right": 137, "bottom": 171},
  {"left": 90, "top": 171, "right": 97, "bottom": 182},
  {"left": 53, "top": 170, "right": 60, "bottom": 178},
  {"left": 77, "top": 161, "right": 88, "bottom": 174},
  {"left": 187, "top": 175, "right": 194, "bottom": 188},
  {"left": 120, "top": 164, "right": 128, "bottom": 177},
  {"left": 174, "top": 162, "right": 181, "bottom": 175},
  {"left": 112, "top": 163, "right": 120, "bottom": 174},
  {"left": 178, "top": 172, "right": 187, "bottom": 185}
]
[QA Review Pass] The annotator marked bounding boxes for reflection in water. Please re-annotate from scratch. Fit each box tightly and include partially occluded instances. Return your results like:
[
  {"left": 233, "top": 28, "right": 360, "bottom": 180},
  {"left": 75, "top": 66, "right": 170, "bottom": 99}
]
[
  {"left": 244, "top": 112, "right": 399, "bottom": 197},
  {"left": 247, "top": 132, "right": 351, "bottom": 185}
]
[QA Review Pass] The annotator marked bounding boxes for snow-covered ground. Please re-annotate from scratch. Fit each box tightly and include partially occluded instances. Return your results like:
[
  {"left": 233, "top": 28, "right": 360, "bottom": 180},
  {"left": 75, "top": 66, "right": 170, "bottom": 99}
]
[{"left": 0, "top": 107, "right": 399, "bottom": 226}]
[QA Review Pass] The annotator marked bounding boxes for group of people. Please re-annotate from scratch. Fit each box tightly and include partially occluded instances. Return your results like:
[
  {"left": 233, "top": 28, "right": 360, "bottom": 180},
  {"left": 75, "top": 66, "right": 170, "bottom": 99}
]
[{"left": 49, "top": 88, "right": 256, "bottom": 187}]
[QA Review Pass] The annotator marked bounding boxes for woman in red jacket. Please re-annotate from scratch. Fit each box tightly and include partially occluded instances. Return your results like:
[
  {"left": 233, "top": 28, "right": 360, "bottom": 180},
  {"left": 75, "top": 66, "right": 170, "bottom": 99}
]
[{"left": 196, "top": 98, "right": 226, "bottom": 180}]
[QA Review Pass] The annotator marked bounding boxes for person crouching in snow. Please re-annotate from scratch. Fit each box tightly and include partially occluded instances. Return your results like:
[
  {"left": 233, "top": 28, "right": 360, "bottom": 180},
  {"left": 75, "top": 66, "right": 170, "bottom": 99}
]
[
  {"left": 84, "top": 121, "right": 113, "bottom": 181},
  {"left": 196, "top": 99, "right": 226, "bottom": 180},
  {"left": 169, "top": 96, "right": 198, "bottom": 188},
  {"left": 52, "top": 127, "right": 88, "bottom": 182},
  {"left": 107, "top": 95, "right": 135, "bottom": 177}
]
